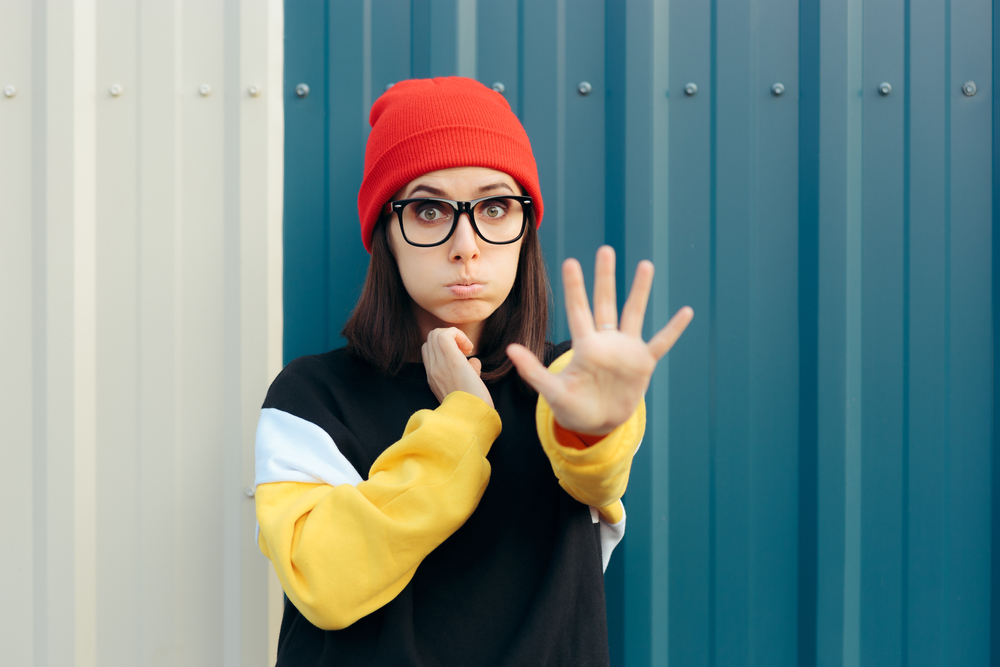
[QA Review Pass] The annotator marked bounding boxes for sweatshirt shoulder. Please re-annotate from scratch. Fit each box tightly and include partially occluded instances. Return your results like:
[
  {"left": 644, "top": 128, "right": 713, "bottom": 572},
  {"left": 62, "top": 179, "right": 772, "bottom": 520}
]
[{"left": 262, "top": 347, "right": 360, "bottom": 413}]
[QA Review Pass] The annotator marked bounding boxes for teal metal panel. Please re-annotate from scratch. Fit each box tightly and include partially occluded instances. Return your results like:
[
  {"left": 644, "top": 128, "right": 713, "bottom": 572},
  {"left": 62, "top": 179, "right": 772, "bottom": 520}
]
[
  {"left": 664, "top": 0, "right": 714, "bottom": 664},
  {"left": 993, "top": 1, "right": 1000, "bottom": 659},
  {"left": 798, "top": 1, "right": 821, "bottom": 664},
  {"left": 476, "top": 0, "right": 520, "bottom": 114},
  {"left": 907, "top": 1, "right": 950, "bottom": 665},
  {"left": 619, "top": 4, "right": 664, "bottom": 665},
  {"left": 282, "top": 1, "right": 996, "bottom": 665},
  {"left": 325, "top": 2, "right": 370, "bottom": 357},
  {"left": 946, "top": 1, "right": 992, "bottom": 663},
  {"left": 814, "top": 0, "right": 864, "bottom": 665},
  {"left": 860, "top": 0, "right": 906, "bottom": 664},
  {"left": 284, "top": 0, "right": 329, "bottom": 361}
]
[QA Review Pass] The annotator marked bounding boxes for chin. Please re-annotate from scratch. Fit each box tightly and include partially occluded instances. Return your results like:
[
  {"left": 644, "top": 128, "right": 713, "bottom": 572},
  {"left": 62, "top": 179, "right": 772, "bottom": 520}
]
[{"left": 436, "top": 301, "right": 498, "bottom": 325}]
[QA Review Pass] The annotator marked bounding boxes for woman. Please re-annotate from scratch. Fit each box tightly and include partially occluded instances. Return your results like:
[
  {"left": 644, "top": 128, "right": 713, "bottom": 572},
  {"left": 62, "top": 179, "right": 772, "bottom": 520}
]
[{"left": 254, "top": 77, "right": 693, "bottom": 666}]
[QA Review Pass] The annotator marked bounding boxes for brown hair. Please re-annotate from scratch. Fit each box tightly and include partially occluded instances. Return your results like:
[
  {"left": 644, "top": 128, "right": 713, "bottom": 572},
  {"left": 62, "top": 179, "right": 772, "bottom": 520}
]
[{"left": 342, "top": 213, "right": 549, "bottom": 385}]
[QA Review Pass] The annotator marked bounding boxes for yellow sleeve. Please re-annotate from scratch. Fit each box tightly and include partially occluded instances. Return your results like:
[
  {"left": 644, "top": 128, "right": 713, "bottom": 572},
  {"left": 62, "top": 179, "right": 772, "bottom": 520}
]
[
  {"left": 535, "top": 349, "right": 645, "bottom": 510},
  {"left": 255, "top": 391, "right": 500, "bottom": 630}
]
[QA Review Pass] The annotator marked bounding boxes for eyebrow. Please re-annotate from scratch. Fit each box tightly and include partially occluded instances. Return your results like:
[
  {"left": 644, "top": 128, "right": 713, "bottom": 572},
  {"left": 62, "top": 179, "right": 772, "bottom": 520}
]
[{"left": 406, "top": 182, "right": 516, "bottom": 199}]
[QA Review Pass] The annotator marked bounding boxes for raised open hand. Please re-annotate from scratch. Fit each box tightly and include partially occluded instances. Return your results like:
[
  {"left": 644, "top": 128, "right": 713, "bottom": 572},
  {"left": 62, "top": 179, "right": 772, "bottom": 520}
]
[{"left": 506, "top": 246, "right": 693, "bottom": 436}]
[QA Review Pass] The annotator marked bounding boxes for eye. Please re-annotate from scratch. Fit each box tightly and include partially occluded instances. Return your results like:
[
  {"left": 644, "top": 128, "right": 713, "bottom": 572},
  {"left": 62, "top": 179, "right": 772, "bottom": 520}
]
[
  {"left": 413, "top": 202, "right": 451, "bottom": 222},
  {"left": 478, "top": 200, "right": 509, "bottom": 220}
]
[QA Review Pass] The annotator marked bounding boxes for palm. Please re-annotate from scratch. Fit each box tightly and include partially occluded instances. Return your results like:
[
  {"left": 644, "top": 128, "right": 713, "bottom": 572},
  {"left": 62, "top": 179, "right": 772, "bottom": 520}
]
[{"left": 507, "top": 246, "right": 693, "bottom": 435}]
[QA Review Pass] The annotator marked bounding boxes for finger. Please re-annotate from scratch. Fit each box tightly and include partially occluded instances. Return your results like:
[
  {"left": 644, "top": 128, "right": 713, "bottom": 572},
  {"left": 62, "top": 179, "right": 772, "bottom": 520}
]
[
  {"left": 425, "top": 332, "right": 445, "bottom": 369},
  {"left": 434, "top": 329, "right": 470, "bottom": 364},
  {"left": 439, "top": 327, "right": 475, "bottom": 355},
  {"left": 592, "top": 246, "right": 618, "bottom": 329},
  {"left": 468, "top": 357, "right": 483, "bottom": 375},
  {"left": 506, "top": 344, "right": 564, "bottom": 399},
  {"left": 620, "top": 260, "right": 654, "bottom": 336},
  {"left": 647, "top": 306, "right": 695, "bottom": 360},
  {"left": 562, "top": 258, "right": 596, "bottom": 339}
]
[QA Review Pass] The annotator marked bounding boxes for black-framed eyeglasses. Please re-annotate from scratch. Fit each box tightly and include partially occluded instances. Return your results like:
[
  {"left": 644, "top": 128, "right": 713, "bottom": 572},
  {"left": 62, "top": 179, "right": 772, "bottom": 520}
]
[{"left": 389, "top": 195, "right": 532, "bottom": 247}]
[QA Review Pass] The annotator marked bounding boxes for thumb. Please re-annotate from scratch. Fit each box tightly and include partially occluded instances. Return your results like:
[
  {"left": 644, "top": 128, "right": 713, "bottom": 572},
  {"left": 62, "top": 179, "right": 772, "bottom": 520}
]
[
  {"left": 506, "top": 344, "right": 562, "bottom": 399},
  {"left": 468, "top": 357, "right": 483, "bottom": 375}
]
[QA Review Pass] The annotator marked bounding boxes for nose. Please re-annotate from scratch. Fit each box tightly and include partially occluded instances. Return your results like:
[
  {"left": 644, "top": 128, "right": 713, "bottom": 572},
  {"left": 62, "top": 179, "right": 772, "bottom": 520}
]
[{"left": 447, "top": 211, "right": 480, "bottom": 262}]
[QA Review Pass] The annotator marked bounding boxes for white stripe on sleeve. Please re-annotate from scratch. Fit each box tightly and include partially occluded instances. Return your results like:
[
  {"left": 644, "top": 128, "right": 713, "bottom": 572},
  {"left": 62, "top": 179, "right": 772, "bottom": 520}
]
[
  {"left": 254, "top": 407, "right": 365, "bottom": 545},
  {"left": 254, "top": 407, "right": 365, "bottom": 488}
]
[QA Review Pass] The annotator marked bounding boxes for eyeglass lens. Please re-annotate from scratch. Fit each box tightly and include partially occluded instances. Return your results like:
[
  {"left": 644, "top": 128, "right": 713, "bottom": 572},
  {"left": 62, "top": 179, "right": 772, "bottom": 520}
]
[{"left": 400, "top": 198, "right": 525, "bottom": 245}]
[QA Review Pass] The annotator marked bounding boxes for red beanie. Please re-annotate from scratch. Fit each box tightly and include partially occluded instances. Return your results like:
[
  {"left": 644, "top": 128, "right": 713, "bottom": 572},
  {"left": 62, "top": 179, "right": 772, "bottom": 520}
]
[{"left": 357, "top": 77, "right": 544, "bottom": 252}]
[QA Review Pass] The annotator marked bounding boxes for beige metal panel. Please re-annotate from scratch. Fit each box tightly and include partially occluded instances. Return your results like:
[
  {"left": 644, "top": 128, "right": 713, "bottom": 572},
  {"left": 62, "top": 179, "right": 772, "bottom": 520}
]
[
  {"left": 2, "top": 0, "right": 283, "bottom": 664},
  {"left": 234, "top": 1, "right": 285, "bottom": 665},
  {"left": 0, "top": 1, "right": 36, "bottom": 664},
  {"left": 42, "top": 2, "right": 99, "bottom": 666},
  {"left": 94, "top": 0, "right": 140, "bottom": 664},
  {"left": 261, "top": 4, "right": 286, "bottom": 657},
  {"left": 136, "top": 2, "right": 185, "bottom": 664},
  {"left": 72, "top": 1, "right": 99, "bottom": 662},
  {"left": 178, "top": 0, "right": 228, "bottom": 663}
]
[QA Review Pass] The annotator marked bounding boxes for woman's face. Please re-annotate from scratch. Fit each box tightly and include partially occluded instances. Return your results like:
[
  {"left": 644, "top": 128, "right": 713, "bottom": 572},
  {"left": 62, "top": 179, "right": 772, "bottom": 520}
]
[{"left": 386, "top": 166, "right": 525, "bottom": 342}]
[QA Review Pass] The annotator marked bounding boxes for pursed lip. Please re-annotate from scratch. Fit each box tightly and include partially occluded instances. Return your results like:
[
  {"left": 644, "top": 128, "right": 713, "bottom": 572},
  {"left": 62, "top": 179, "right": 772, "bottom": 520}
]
[{"left": 446, "top": 281, "right": 484, "bottom": 297}]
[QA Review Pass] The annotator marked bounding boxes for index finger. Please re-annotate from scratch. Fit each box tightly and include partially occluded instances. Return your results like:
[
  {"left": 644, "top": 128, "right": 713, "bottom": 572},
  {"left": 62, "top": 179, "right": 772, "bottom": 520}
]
[{"left": 434, "top": 327, "right": 475, "bottom": 356}]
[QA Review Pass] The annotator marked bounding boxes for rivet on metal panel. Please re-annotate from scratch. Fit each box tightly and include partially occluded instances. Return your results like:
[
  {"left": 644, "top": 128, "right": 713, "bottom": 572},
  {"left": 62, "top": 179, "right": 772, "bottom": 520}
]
[
  {"left": 245, "top": 486, "right": 255, "bottom": 498},
  {"left": 4, "top": 85, "right": 16, "bottom": 98},
  {"left": 771, "top": 83, "right": 785, "bottom": 97},
  {"left": 878, "top": 82, "right": 892, "bottom": 96},
  {"left": 684, "top": 82, "right": 698, "bottom": 96},
  {"left": 248, "top": 85, "right": 261, "bottom": 97},
  {"left": 109, "top": 84, "right": 123, "bottom": 97},
  {"left": 199, "top": 83, "right": 212, "bottom": 97},
  {"left": 295, "top": 83, "right": 309, "bottom": 98},
  {"left": 491, "top": 82, "right": 505, "bottom": 94},
  {"left": 578, "top": 81, "right": 592, "bottom": 96},
  {"left": 962, "top": 81, "right": 977, "bottom": 97}
]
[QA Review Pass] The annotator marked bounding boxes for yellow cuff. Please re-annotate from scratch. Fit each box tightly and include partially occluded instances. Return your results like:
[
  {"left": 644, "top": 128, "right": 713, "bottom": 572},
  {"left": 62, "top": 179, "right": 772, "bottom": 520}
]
[
  {"left": 598, "top": 499, "right": 624, "bottom": 525},
  {"left": 535, "top": 350, "right": 646, "bottom": 507}
]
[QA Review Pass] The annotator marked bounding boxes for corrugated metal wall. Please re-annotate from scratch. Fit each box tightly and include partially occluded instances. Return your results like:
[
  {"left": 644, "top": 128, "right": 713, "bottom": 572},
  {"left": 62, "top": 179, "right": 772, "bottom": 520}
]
[
  {"left": 0, "top": 1, "right": 284, "bottom": 664},
  {"left": 283, "top": 1, "right": 996, "bottom": 666}
]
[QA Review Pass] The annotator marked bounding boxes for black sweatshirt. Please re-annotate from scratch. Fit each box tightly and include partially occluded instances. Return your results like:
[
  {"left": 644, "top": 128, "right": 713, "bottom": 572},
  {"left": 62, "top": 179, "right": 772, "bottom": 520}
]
[{"left": 254, "top": 343, "right": 644, "bottom": 666}]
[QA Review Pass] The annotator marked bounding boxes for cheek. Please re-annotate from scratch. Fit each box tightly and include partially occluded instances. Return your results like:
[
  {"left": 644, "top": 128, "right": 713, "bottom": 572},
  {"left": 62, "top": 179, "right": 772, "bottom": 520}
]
[
  {"left": 496, "top": 244, "right": 522, "bottom": 291},
  {"left": 395, "top": 254, "right": 433, "bottom": 302}
]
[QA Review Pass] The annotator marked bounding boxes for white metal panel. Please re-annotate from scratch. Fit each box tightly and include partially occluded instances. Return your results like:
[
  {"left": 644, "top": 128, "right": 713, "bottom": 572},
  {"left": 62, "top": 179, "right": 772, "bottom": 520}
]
[
  {"left": 136, "top": 0, "right": 183, "bottom": 662},
  {"left": 236, "top": 1, "right": 286, "bottom": 665},
  {"left": 94, "top": 0, "right": 140, "bottom": 664},
  {"left": 0, "top": 1, "right": 283, "bottom": 664},
  {"left": 0, "top": 1, "right": 36, "bottom": 665},
  {"left": 178, "top": 0, "right": 228, "bottom": 663}
]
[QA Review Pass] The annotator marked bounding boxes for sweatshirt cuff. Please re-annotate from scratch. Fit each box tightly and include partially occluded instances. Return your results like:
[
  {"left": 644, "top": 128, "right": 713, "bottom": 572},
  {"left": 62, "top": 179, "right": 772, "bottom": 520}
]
[
  {"left": 598, "top": 499, "right": 624, "bottom": 525},
  {"left": 438, "top": 391, "right": 502, "bottom": 456},
  {"left": 534, "top": 350, "right": 646, "bottom": 507},
  {"left": 537, "top": 397, "right": 645, "bottom": 469}
]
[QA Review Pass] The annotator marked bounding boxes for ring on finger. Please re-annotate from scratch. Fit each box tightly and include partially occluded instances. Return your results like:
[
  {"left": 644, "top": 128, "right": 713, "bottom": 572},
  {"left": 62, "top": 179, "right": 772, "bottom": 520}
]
[{"left": 599, "top": 323, "right": 616, "bottom": 331}]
